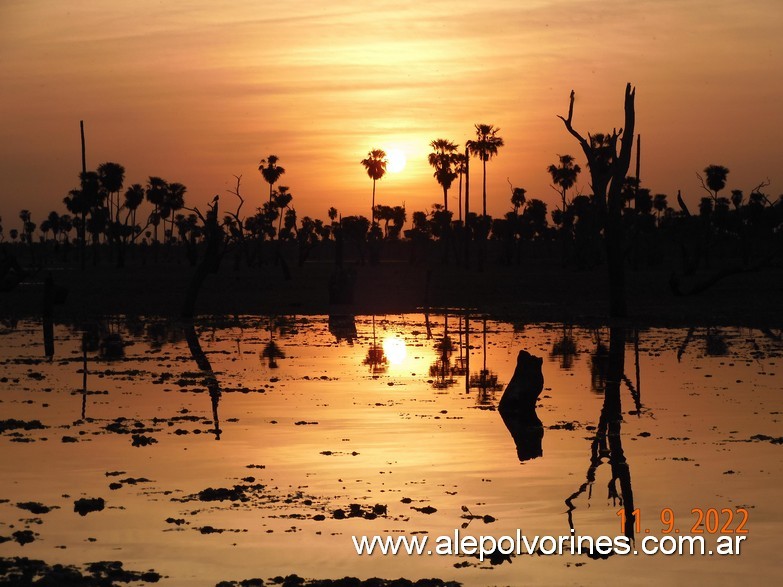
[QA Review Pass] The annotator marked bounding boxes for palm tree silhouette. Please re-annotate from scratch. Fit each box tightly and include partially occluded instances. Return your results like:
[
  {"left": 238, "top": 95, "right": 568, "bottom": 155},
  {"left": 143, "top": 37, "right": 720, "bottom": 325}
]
[
  {"left": 259, "top": 155, "right": 286, "bottom": 205},
  {"left": 451, "top": 152, "right": 468, "bottom": 223},
  {"left": 272, "top": 186, "right": 293, "bottom": 239},
  {"left": 123, "top": 184, "right": 145, "bottom": 231},
  {"left": 653, "top": 193, "right": 668, "bottom": 225},
  {"left": 428, "top": 139, "right": 459, "bottom": 213},
  {"left": 164, "top": 182, "right": 187, "bottom": 243},
  {"left": 511, "top": 187, "right": 526, "bottom": 215},
  {"left": 547, "top": 154, "right": 581, "bottom": 212},
  {"left": 466, "top": 124, "right": 504, "bottom": 216},
  {"left": 145, "top": 176, "right": 168, "bottom": 244},
  {"left": 97, "top": 162, "right": 125, "bottom": 221},
  {"left": 360, "top": 149, "right": 387, "bottom": 226},
  {"left": 702, "top": 164, "right": 729, "bottom": 201}
]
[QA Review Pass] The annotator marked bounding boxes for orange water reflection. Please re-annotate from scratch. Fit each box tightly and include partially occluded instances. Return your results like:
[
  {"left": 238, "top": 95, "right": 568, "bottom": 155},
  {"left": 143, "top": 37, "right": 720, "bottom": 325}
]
[{"left": 0, "top": 316, "right": 781, "bottom": 585}]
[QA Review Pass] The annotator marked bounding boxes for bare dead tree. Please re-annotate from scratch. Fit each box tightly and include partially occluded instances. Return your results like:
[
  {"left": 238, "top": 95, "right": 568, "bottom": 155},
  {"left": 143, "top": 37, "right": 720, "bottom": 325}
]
[
  {"left": 180, "top": 177, "right": 246, "bottom": 318},
  {"left": 557, "top": 84, "right": 636, "bottom": 317}
]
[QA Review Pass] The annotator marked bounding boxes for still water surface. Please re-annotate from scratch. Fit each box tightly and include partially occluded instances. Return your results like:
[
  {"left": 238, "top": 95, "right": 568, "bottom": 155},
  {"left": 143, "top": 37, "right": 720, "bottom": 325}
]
[{"left": 0, "top": 315, "right": 781, "bottom": 585}]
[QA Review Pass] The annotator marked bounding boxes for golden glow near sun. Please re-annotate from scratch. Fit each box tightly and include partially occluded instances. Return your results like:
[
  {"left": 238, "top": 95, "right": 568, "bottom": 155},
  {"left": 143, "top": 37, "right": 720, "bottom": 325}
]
[
  {"left": 386, "top": 148, "right": 407, "bottom": 173},
  {"left": 382, "top": 336, "right": 407, "bottom": 365}
]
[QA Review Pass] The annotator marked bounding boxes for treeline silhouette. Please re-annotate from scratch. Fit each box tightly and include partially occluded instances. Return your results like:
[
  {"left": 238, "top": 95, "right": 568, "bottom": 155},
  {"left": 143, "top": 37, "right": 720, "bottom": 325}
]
[
  {"left": 3, "top": 159, "right": 778, "bottom": 274},
  {"left": 0, "top": 161, "right": 783, "bottom": 269},
  {"left": 1, "top": 88, "right": 781, "bottom": 317}
]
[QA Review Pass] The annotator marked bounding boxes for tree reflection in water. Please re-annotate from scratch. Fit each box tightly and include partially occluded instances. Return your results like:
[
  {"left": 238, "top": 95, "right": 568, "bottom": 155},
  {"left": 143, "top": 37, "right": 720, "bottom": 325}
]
[
  {"left": 566, "top": 327, "right": 637, "bottom": 546},
  {"left": 550, "top": 324, "right": 578, "bottom": 370},
  {"left": 467, "top": 317, "right": 503, "bottom": 404},
  {"left": 452, "top": 314, "right": 468, "bottom": 377},
  {"left": 184, "top": 322, "right": 222, "bottom": 440},
  {"left": 329, "top": 314, "right": 357, "bottom": 345},
  {"left": 429, "top": 314, "right": 456, "bottom": 390},
  {"left": 363, "top": 315, "right": 387, "bottom": 374},
  {"left": 261, "top": 315, "right": 286, "bottom": 369}
]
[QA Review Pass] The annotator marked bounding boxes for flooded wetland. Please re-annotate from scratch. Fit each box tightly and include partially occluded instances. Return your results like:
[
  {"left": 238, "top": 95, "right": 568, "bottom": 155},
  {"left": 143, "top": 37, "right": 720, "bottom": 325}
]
[{"left": 1, "top": 314, "right": 781, "bottom": 586}]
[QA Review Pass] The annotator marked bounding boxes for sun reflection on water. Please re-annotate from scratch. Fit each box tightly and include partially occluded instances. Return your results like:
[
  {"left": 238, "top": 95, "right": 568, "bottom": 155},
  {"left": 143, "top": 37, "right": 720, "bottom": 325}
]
[{"left": 382, "top": 336, "right": 406, "bottom": 365}]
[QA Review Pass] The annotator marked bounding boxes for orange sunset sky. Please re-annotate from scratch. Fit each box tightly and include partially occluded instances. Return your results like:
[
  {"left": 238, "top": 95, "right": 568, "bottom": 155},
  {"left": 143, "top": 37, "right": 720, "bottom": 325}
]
[{"left": 1, "top": 0, "right": 781, "bottom": 227}]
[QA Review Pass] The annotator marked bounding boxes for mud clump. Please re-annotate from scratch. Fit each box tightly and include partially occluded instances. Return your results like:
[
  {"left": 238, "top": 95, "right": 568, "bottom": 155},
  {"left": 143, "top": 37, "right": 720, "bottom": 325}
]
[
  {"left": 74, "top": 498, "right": 105, "bottom": 516},
  {"left": 12, "top": 531, "right": 36, "bottom": 546},
  {"left": 0, "top": 419, "right": 46, "bottom": 434},
  {"left": 131, "top": 434, "right": 157, "bottom": 447},
  {"left": 217, "top": 576, "right": 460, "bottom": 587},
  {"left": 750, "top": 434, "right": 783, "bottom": 445},
  {"left": 0, "top": 557, "right": 162, "bottom": 585},
  {"left": 16, "top": 502, "right": 53, "bottom": 515},
  {"left": 331, "top": 503, "right": 387, "bottom": 520},
  {"left": 196, "top": 484, "right": 266, "bottom": 503}
]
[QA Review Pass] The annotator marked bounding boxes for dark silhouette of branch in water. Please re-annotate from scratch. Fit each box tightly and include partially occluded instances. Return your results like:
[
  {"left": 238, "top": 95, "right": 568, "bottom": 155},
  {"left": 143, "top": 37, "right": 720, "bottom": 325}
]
[
  {"left": 621, "top": 374, "right": 642, "bottom": 414},
  {"left": 605, "top": 328, "right": 636, "bottom": 541},
  {"left": 81, "top": 338, "right": 88, "bottom": 421},
  {"left": 184, "top": 321, "right": 222, "bottom": 440},
  {"left": 760, "top": 328, "right": 782, "bottom": 342},
  {"left": 676, "top": 327, "right": 695, "bottom": 363},
  {"left": 565, "top": 415, "right": 607, "bottom": 533},
  {"left": 670, "top": 251, "right": 778, "bottom": 297}
]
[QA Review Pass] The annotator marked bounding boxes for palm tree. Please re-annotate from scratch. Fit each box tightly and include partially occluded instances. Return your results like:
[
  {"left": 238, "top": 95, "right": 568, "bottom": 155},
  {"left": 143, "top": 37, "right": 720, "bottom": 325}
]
[
  {"left": 428, "top": 139, "right": 459, "bottom": 213},
  {"left": 145, "top": 176, "right": 169, "bottom": 244},
  {"left": 165, "top": 182, "right": 187, "bottom": 243},
  {"left": 547, "top": 154, "right": 581, "bottom": 212},
  {"left": 59, "top": 214, "right": 73, "bottom": 244},
  {"left": 730, "top": 189, "right": 743, "bottom": 210},
  {"left": 259, "top": 155, "right": 285, "bottom": 205},
  {"left": 389, "top": 205, "right": 407, "bottom": 239},
  {"left": 466, "top": 124, "right": 504, "bottom": 216},
  {"left": 511, "top": 187, "right": 527, "bottom": 215},
  {"left": 97, "top": 162, "right": 125, "bottom": 221},
  {"left": 653, "top": 193, "right": 668, "bottom": 225},
  {"left": 452, "top": 152, "right": 468, "bottom": 222},
  {"left": 124, "top": 184, "right": 145, "bottom": 231},
  {"left": 273, "top": 186, "right": 293, "bottom": 238},
  {"left": 702, "top": 164, "right": 729, "bottom": 201},
  {"left": 360, "top": 149, "right": 387, "bottom": 225}
]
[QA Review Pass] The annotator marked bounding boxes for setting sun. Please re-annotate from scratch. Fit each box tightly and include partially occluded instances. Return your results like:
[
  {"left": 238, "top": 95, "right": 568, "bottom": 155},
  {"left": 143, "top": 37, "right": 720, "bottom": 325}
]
[{"left": 386, "top": 148, "right": 407, "bottom": 173}]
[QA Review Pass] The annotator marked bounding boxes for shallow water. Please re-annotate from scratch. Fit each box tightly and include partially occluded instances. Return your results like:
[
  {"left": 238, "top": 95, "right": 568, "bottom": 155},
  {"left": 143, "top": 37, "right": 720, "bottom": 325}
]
[{"left": 1, "top": 315, "right": 781, "bottom": 585}]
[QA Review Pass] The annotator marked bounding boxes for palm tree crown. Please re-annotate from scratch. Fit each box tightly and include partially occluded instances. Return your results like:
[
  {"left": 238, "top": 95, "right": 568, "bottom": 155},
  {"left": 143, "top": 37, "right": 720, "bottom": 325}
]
[{"left": 704, "top": 164, "right": 729, "bottom": 200}]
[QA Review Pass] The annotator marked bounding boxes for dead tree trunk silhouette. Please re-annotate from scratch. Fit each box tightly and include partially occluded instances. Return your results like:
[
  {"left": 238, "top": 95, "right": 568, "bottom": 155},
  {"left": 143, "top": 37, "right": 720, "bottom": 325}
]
[
  {"left": 558, "top": 84, "right": 636, "bottom": 317},
  {"left": 181, "top": 199, "right": 223, "bottom": 319},
  {"left": 79, "top": 120, "right": 87, "bottom": 271},
  {"left": 181, "top": 179, "right": 245, "bottom": 319}
]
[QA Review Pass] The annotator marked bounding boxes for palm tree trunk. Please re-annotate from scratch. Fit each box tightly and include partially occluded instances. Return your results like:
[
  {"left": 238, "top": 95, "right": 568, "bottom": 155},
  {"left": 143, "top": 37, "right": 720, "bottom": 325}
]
[
  {"left": 482, "top": 160, "right": 487, "bottom": 216},
  {"left": 443, "top": 185, "right": 448, "bottom": 213},
  {"left": 464, "top": 149, "right": 470, "bottom": 267},
  {"left": 371, "top": 180, "right": 376, "bottom": 225},
  {"left": 458, "top": 174, "right": 463, "bottom": 222}
]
